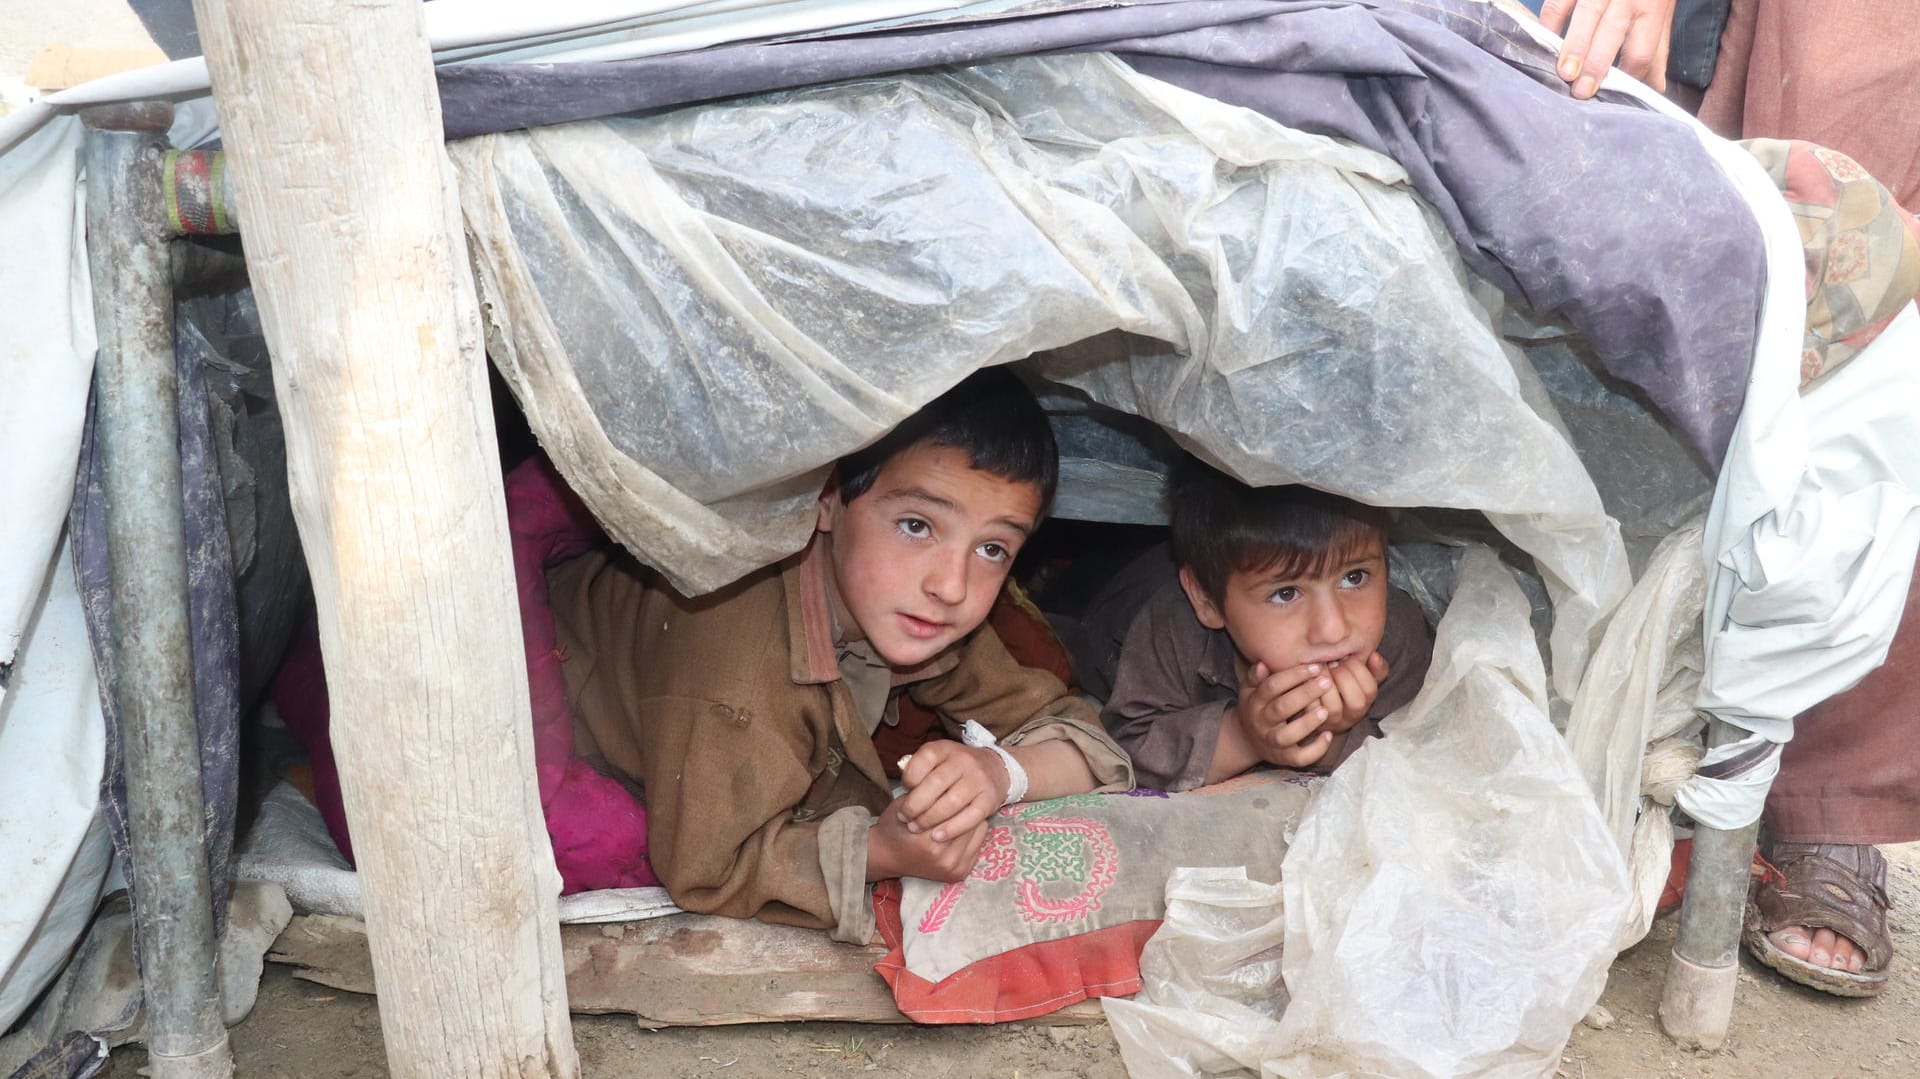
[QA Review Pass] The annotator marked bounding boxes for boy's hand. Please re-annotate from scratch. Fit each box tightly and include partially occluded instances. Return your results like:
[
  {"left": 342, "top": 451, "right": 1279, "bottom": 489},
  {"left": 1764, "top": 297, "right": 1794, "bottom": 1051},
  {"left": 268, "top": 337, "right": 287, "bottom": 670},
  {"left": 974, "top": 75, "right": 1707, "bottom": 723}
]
[
  {"left": 867, "top": 795, "right": 990, "bottom": 882},
  {"left": 1314, "top": 652, "right": 1389, "bottom": 734},
  {"left": 1235, "top": 662, "right": 1338, "bottom": 769},
  {"left": 896, "top": 740, "right": 1009, "bottom": 843}
]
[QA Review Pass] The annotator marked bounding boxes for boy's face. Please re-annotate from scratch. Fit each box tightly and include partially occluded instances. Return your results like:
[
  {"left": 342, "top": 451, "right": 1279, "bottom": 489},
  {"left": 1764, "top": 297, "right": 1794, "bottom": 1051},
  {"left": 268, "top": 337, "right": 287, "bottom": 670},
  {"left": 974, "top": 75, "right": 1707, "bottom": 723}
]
[
  {"left": 818, "top": 442, "right": 1043, "bottom": 669},
  {"left": 1178, "top": 535, "right": 1389, "bottom": 676}
]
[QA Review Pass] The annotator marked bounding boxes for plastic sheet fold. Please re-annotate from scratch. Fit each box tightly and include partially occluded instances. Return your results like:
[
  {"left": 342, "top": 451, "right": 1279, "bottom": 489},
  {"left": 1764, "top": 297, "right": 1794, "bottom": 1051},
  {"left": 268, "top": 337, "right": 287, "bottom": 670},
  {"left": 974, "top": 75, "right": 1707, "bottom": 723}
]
[{"left": 455, "top": 52, "right": 1628, "bottom": 689}]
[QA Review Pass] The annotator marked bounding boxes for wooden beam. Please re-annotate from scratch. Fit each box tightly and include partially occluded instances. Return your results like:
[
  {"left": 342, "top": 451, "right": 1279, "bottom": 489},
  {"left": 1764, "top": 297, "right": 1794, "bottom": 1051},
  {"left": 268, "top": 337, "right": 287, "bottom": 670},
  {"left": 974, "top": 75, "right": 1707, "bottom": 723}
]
[
  {"left": 185, "top": 1, "right": 578, "bottom": 1076},
  {"left": 271, "top": 915, "right": 1110, "bottom": 1028}
]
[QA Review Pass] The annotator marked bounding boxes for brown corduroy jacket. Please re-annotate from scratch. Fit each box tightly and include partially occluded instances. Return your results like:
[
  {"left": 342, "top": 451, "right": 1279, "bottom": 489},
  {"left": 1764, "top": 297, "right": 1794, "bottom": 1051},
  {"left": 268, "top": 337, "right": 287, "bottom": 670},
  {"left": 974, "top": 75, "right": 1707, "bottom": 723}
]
[{"left": 548, "top": 538, "right": 1132, "bottom": 942}]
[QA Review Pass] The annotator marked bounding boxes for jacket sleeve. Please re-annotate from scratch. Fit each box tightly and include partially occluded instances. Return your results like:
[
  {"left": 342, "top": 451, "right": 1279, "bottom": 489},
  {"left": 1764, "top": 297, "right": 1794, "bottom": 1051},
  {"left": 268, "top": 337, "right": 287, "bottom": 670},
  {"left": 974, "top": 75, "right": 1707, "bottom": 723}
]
[
  {"left": 908, "top": 623, "right": 1133, "bottom": 793},
  {"left": 627, "top": 687, "right": 845, "bottom": 929},
  {"left": 1098, "top": 597, "right": 1232, "bottom": 792},
  {"left": 551, "top": 549, "right": 862, "bottom": 932}
]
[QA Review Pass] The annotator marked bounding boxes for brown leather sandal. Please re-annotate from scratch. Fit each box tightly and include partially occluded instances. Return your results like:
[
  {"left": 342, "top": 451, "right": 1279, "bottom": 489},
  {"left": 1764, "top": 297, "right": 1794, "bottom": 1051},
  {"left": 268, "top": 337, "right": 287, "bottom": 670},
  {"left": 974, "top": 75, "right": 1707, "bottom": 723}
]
[{"left": 1743, "top": 842, "right": 1893, "bottom": 998}]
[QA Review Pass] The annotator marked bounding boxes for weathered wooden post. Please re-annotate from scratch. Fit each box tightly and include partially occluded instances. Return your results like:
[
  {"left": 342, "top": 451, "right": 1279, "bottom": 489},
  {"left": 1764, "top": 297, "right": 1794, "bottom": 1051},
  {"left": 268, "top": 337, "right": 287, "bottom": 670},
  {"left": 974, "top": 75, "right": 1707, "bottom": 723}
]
[{"left": 184, "top": 1, "right": 579, "bottom": 1075}]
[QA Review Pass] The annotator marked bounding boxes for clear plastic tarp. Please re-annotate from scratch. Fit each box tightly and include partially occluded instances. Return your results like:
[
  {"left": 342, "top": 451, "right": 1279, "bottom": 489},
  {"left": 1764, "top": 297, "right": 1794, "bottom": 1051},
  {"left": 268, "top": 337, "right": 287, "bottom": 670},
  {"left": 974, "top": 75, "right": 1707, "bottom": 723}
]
[{"left": 454, "top": 51, "right": 1631, "bottom": 694}]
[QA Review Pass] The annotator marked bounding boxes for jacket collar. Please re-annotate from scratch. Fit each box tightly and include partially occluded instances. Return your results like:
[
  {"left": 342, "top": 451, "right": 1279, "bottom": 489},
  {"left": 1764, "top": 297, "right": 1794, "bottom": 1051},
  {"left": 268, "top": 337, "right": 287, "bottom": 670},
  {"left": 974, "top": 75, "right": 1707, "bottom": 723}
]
[{"left": 783, "top": 535, "right": 960, "bottom": 687}]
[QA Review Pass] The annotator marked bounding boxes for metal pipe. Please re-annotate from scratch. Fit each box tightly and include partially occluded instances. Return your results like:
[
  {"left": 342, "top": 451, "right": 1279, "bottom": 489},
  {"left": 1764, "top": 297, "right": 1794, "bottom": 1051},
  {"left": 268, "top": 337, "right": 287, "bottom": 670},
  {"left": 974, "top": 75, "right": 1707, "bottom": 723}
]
[
  {"left": 82, "top": 102, "right": 235, "bottom": 1079},
  {"left": 1659, "top": 717, "right": 1764, "bottom": 1050}
]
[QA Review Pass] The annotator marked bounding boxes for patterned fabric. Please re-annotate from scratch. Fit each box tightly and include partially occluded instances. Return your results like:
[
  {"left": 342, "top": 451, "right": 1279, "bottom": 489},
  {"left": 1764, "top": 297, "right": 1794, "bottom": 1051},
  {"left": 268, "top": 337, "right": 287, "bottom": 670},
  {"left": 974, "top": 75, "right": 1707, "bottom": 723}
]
[
  {"left": 1742, "top": 139, "right": 1920, "bottom": 391},
  {"left": 162, "top": 150, "right": 236, "bottom": 236},
  {"left": 872, "top": 878, "right": 1160, "bottom": 1024},
  {"left": 897, "top": 771, "right": 1317, "bottom": 983}
]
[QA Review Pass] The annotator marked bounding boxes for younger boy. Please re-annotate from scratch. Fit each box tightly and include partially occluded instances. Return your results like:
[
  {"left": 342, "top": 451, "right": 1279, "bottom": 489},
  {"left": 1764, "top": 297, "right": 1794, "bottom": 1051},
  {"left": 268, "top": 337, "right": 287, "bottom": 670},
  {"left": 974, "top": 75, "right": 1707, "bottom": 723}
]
[
  {"left": 1096, "top": 459, "right": 1432, "bottom": 791},
  {"left": 547, "top": 370, "right": 1131, "bottom": 943}
]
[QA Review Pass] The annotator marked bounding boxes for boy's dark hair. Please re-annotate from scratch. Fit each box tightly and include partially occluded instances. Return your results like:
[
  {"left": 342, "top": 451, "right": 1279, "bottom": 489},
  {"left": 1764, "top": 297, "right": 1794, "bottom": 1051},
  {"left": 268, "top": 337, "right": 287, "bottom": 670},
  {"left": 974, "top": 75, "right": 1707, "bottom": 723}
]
[
  {"left": 1168, "top": 456, "right": 1389, "bottom": 603},
  {"left": 837, "top": 367, "right": 1058, "bottom": 510}
]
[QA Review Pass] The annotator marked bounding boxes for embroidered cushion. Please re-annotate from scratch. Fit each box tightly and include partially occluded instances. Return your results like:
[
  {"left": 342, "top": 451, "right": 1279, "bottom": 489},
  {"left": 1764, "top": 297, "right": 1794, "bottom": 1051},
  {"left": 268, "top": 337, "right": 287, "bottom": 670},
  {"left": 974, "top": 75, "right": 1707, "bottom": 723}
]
[{"left": 896, "top": 771, "right": 1317, "bottom": 984}]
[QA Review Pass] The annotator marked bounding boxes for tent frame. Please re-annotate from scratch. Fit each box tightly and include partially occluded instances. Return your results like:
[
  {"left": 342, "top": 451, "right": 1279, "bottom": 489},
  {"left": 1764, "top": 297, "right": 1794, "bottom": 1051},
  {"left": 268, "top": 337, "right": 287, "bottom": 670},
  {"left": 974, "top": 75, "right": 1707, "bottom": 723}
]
[{"left": 78, "top": 61, "right": 1765, "bottom": 1079}]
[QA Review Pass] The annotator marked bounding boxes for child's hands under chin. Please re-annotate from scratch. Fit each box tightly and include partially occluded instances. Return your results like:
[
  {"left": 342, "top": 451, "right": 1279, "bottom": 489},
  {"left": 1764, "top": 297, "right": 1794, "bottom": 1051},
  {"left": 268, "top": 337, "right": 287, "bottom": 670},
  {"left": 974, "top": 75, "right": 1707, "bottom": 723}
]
[
  {"left": 1310, "top": 652, "right": 1389, "bottom": 733},
  {"left": 895, "top": 740, "right": 1009, "bottom": 842},
  {"left": 1234, "top": 662, "right": 1338, "bottom": 768}
]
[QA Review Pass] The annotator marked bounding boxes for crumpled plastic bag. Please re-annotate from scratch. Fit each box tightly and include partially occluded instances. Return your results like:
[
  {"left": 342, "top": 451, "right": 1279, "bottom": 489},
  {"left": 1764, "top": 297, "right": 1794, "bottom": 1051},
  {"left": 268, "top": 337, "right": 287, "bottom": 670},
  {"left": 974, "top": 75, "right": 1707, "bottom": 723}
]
[
  {"left": 1103, "top": 868, "right": 1293, "bottom": 1078},
  {"left": 1105, "top": 550, "right": 1630, "bottom": 1079}
]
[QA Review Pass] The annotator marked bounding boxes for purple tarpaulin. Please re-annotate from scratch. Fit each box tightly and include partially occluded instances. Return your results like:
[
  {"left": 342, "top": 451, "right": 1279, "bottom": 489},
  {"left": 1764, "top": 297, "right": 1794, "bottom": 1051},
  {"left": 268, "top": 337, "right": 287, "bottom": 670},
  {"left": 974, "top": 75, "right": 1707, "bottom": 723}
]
[{"left": 435, "top": 0, "right": 1762, "bottom": 465}]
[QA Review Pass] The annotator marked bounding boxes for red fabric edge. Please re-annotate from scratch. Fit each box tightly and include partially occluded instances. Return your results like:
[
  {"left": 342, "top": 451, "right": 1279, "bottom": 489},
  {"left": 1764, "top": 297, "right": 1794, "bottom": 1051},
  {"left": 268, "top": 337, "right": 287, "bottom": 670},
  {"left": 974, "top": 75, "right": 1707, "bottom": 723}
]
[{"left": 871, "top": 879, "right": 1156, "bottom": 1024}]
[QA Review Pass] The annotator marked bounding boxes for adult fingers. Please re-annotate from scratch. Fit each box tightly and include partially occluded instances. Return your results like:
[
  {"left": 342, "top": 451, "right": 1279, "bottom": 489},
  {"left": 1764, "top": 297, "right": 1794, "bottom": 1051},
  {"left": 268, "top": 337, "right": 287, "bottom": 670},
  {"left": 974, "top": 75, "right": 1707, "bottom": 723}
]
[
  {"left": 1646, "top": 19, "right": 1671, "bottom": 91},
  {"left": 1614, "top": 6, "right": 1667, "bottom": 83},
  {"left": 1538, "top": 0, "right": 1579, "bottom": 34},
  {"left": 1555, "top": 0, "right": 1611, "bottom": 86},
  {"left": 1571, "top": 0, "right": 1637, "bottom": 98}
]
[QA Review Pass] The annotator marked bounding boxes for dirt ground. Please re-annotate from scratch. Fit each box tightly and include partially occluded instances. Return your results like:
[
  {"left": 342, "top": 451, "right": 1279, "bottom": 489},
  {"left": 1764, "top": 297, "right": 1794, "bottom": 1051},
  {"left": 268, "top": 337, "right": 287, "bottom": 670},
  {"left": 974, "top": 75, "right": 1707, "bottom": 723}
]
[{"left": 98, "top": 843, "right": 1920, "bottom": 1079}]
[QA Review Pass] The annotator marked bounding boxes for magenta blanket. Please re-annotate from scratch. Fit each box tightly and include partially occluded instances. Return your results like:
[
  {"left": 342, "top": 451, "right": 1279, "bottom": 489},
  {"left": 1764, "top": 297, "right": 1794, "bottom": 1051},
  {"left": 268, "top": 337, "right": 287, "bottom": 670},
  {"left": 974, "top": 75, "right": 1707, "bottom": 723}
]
[{"left": 272, "top": 457, "right": 658, "bottom": 892}]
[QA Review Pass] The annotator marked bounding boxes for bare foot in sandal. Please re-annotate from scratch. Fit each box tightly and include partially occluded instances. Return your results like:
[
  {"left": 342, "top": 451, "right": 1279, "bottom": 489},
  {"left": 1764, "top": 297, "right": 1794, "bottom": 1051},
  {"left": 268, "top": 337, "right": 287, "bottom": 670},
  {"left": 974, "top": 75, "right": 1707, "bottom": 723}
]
[
  {"left": 1769, "top": 925, "right": 1868, "bottom": 973},
  {"left": 1745, "top": 842, "right": 1893, "bottom": 997}
]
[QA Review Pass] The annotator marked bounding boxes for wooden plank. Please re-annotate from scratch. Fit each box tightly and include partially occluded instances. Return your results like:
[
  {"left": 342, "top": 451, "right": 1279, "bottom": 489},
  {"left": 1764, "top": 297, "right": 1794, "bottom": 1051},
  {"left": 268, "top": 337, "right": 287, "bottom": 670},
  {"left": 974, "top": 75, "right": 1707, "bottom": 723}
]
[
  {"left": 271, "top": 914, "right": 1109, "bottom": 1028},
  {"left": 186, "top": 1, "right": 578, "bottom": 1076}
]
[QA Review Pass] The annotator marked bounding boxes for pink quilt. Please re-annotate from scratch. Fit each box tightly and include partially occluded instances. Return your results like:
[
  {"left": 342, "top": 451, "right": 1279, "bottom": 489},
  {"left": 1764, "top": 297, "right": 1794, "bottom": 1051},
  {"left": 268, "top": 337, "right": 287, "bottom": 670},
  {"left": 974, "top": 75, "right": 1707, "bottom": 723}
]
[{"left": 273, "top": 457, "right": 658, "bottom": 892}]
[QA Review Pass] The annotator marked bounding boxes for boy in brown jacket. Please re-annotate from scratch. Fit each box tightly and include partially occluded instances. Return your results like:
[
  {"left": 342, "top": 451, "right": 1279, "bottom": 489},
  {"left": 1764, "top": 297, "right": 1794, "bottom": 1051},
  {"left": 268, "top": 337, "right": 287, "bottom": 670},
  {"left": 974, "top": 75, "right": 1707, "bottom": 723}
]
[{"left": 547, "top": 371, "right": 1131, "bottom": 943}]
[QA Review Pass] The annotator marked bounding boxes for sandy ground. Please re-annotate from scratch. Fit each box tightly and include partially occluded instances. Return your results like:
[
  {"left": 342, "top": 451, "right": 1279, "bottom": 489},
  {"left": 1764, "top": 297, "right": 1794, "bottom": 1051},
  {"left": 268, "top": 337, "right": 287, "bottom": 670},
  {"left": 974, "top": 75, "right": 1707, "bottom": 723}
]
[{"left": 97, "top": 843, "right": 1920, "bottom": 1079}]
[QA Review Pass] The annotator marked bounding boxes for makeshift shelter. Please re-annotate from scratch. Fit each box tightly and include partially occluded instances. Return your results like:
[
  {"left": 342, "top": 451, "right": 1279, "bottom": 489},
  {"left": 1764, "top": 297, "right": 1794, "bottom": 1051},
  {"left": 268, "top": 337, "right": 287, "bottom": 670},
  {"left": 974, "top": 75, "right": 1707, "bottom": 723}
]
[{"left": 3, "top": 0, "right": 1917, "bottom": 1076}]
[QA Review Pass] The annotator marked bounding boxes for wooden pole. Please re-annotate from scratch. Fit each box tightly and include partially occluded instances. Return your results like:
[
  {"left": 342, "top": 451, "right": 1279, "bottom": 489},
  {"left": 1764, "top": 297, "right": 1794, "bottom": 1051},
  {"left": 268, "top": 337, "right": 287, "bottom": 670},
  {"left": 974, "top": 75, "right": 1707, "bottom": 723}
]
[{"left": 185, "top": 2, "right": 579, "bottom": 1076}]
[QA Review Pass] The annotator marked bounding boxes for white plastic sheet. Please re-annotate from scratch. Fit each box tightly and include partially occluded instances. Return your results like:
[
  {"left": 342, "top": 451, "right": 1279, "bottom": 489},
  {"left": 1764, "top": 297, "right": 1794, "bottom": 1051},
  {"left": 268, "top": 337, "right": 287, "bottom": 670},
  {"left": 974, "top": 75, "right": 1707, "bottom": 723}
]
[
  {"left": 458, "top": 53, "right": 1627, "bottom": 691},
  {"left": 0, "top": 542, "right": 110, "bottom": 1031},
  {"left": 0, "top": 118, "right": 92, "bottom": 682},
  {"left": 1563, "top": 523, "right": 1706, "bottom": 949},
  {"left": 234, "top": 782, "right": 683, "bottom": 924},
  {"left": 1106, "top": 551, "right": 1630, "bottom": 1079}
]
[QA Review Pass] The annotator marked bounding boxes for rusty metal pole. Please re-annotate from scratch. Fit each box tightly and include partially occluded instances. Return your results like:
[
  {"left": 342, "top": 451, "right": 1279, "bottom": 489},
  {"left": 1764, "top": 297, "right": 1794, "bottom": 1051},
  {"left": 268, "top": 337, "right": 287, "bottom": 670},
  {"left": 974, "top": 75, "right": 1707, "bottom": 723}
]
[{"left": 81, "top": 101, "right": 234, "bottom": 1079}]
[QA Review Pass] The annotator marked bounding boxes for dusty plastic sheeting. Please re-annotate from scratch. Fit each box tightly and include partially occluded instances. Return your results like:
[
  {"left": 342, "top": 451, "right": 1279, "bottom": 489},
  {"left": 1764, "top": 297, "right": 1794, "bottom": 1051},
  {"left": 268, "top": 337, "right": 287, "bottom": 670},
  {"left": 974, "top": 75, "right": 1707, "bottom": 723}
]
[
  {"left": 1105, "top": 551, "right": 1630, "bottom": 1079},
  {"left": 1040, "top": 385, "right": 1182, "bottom": 526},
  {"left": 1564, "top": 523, "right": 1708, "bottom": 950},
  {"left": 456, "top": 52, "right": 1628, "bottom": 691}
]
